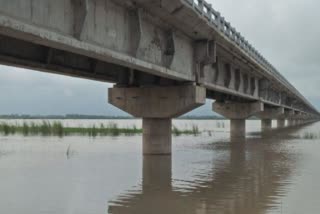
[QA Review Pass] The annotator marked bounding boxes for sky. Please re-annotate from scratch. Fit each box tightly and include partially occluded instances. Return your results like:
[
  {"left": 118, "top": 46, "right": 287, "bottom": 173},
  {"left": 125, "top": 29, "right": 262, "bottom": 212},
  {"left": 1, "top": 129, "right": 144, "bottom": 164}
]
[{"left": 0, "top": 0, "right": 319, "bottom": 116}]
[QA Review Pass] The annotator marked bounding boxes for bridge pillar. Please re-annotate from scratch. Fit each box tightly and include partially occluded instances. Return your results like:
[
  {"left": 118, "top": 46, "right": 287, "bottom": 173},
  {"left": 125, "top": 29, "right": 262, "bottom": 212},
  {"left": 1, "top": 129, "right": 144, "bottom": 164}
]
[
  {"left": 230, "top": 119, "right": 246, "bottom": 140},
  {"left": 254, "top": 107, "right": 284, "bottom": 132},
  {"left": 108, "top": 85, "right": 206, "bottom": 155},
  {"left": 277, "top": 119, "right": 285, "bottom": 128},
  {"left": 213, "top": 101, "right": 264, "bottom": 141},
  {"left": 288, "top": 119, "right": 295, "bottom": 126},
  {"left": 142, "top": 118, "right": 171, "bottom": 154},
  {"left": 261, "top": 119, "right": 272, "bottom": 132},
  {"left": 143, "top": 156, "right": 172, "bottom": 190},
  {"left": 296, "top": 112, "right": 306, "bottom": 126}
]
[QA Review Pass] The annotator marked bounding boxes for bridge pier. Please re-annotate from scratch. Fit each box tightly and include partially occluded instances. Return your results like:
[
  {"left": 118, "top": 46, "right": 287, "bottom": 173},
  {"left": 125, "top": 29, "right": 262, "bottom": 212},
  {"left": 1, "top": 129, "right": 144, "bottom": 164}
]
[
  {"left": 277, "top": 119, "right": 286, "bottom": 128},
  {"left": 213, "top": 101, "right": 264, "bottom": 141},
  {"left": 108, "top": 85, "right": 206, "bottom": 155},
  {"left": 230, "top": 119, "right": 246, "bottom": 141},
  {"left": 142, "top": 118, "right": 171, "bottom": 155},
  {"left": 261, "top": 119, "right": 272, "bottom": 132},
  {"left": 254, "top": 107, "right": 284, "bottom": 132},
  {"left": 288, "top": 119, "right": 295, "bottom": 127}
]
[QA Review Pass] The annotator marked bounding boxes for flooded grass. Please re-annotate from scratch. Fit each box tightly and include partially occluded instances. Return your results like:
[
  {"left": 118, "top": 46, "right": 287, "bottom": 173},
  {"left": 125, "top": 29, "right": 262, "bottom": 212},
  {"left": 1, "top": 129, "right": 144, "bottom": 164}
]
[
  {"left": 216, "top": 121, "right": 225, "bottom": 128},
  {"left": 0, "top": 121, "right": 142, "bottom": 137},
  {"left": 0, "top": 121, "right": 201, "bottom": 137},
  {"left": 172, "top": 124, "right": 200, "bottom": 136}
]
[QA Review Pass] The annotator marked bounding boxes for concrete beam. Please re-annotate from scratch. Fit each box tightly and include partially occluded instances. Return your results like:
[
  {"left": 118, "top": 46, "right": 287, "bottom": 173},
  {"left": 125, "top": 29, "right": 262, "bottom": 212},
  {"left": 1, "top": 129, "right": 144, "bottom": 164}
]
[
  {"left": 213, "top": 101, "right": 264, "bottom": 141},
  {"left": 72, "top": 0, "right": 89, "bottom": 40},
  {"left": 261, "top": 119, "right": 272, "bottom": 132},
  {"left": 212, "top": 101, "right": 264, "bottom": 119},
  {"left": 254, "top": 107, "right": 285, "bottom": 132},
  {"left": 255, "top": 107, "right": 284, "bottom": 119},
  {"left": 277, "top": 119, "right": 285, "bottom": 128},
  {"left": 278, "top": 109, "right": 295, "bottom": 120},
  {"left": 0, "top": 0, "right": 316, "bottom": 118},
  {"left": 287, "top": 111, "right": 307, "bottom": 126},
  {"left": 109, "top": 85, "right": 206, "bottom": 118},
  {"left": 109, "top": 85, "right": 206, "bottom": 155},
  {"left": 288, "top": 119, "right": 295, "bottom": 127}
]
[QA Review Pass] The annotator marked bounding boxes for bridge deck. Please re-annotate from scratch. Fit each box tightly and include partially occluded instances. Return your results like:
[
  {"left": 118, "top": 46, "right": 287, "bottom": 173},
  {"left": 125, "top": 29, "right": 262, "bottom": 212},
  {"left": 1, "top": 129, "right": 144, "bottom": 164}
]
[{"left": 0, "top": 0, "right": 317, "bottom": 116}]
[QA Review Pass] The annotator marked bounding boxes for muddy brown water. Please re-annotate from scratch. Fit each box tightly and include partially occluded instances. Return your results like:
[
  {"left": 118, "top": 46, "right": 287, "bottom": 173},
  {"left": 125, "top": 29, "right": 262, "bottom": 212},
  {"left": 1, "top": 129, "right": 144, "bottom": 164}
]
[{"left": 0, "top": 119, "right": 319, "bottom": 214}]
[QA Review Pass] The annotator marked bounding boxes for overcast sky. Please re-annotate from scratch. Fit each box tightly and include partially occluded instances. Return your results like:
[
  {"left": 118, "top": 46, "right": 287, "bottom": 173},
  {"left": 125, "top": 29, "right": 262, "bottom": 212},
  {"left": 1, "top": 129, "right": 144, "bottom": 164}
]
[{"left": 0, "top": 0, "right": 319, "bottom": 116}]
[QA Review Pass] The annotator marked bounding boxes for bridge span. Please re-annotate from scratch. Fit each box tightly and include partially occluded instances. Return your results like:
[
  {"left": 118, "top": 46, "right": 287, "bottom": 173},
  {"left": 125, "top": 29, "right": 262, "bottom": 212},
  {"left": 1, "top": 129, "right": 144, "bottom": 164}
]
[{"left": 0, "top": 0, "right": 318, "bottom": 154}]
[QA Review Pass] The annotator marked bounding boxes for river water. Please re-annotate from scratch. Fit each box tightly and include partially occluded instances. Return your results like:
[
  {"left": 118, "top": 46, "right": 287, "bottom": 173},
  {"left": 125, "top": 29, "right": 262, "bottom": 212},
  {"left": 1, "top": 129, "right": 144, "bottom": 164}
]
[{"left": 0, "top": 119, "right": 319, "bottom": 214}]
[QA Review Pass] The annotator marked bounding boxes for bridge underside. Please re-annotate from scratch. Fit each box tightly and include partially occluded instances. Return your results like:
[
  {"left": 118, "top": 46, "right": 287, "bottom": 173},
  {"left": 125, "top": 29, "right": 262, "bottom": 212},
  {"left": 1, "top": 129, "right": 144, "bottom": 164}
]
[{"left": 0, "top": 0, "right": 318, "bottom": 154}]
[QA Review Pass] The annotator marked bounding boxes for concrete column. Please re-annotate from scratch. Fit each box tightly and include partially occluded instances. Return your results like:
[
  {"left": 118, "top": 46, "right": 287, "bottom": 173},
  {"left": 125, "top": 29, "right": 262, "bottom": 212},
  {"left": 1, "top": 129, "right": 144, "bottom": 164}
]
[
  {"left": 288, "top": 120, "right": 295, "bottom": 126},
  {"left": 109, "top": 85, "right": 206, "bottom": 155},
  {"left": 213, "top": 101, "right": 264, "bottom": 141},
  {"left": 143, "top": 118, "right": 171, "bottom": 155},
  {"left": 254, "top": 107, "right": 284, "bottom": 132},
  {"left": 143, "top": 155, "right": 172, "bottom": 190},
  {"left": 277, "top": 119, "right": 285, "bottom": 128},
  {"left": 261, "top": 119, "right": 272, "bottom": 132},
  {"left": 230, "top": 119, "right": 246, "bottom": 141}
]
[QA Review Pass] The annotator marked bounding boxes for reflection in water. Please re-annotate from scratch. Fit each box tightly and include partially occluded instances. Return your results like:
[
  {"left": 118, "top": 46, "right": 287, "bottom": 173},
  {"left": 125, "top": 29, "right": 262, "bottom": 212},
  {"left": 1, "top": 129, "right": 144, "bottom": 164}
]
[{"left": 109, "top": 126, "right": 306, "bottom": 214}]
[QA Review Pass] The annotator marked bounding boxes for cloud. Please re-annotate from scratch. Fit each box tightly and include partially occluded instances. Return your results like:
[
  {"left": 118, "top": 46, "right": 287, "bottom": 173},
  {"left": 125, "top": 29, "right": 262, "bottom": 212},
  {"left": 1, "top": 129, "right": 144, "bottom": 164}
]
[{"left": 0, "top": 65, "right": 128, "bottom": 115}]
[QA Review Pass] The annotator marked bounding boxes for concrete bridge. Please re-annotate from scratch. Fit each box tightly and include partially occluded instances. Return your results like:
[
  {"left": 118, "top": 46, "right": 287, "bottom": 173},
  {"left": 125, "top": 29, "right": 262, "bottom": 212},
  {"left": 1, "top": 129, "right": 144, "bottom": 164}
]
[{"left": 0, "top": 0, "right": 318, "bottom": 154}]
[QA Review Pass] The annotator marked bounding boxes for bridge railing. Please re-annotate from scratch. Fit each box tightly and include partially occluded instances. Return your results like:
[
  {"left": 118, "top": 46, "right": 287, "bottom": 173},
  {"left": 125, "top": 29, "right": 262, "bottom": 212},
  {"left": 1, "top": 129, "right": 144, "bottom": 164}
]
[{"left": 184, "top": 0, "right": 316, "bottom": 112}]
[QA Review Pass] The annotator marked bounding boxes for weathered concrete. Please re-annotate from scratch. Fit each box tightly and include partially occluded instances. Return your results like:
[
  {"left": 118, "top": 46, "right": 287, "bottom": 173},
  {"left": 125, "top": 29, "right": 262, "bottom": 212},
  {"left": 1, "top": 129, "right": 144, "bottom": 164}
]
[
  {"left": 277, "top": 119, "right": 286, "bottom": 128},
  {"left": 213, "top": 101, "right": 264, "bottom": 119},
  {"left": 109, "top": 85, "right": 206, "bottom": 155},
  {"left": 0, "top": 0, "right": 317, "bottom": 120},
  {"left": 230, "top": 119, "right": 246, "bottom": 141},
  {"left": 213, "top": 101, "right": 264, "bottom": 140},
  {"left": 288, "top": 120, "right": 295, "bottom": 127},
  {"left": 261, "top": 119, "right": 272, "bottom": 132},
  {"left": 255, "top": 107, "right": 284, "bottom": 119},
  {"left": 143, "top": 118, "right": 171, "bottom": 155},
  {"left": 254, "top": 107, "right": 284, "bottom": 131},
  {"left": 109, "top": 85, "right": 206, "bottom": 118},
  {"left": 143, "top": 156, "right": 172, "bottom": 189}
]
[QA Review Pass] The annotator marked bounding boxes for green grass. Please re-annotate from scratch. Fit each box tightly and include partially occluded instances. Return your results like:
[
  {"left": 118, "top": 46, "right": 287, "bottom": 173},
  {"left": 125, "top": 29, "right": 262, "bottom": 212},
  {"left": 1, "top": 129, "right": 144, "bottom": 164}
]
[
  {"left": 216, "top": 121, "right": 225, "bottom": 128},
  {"left": 0, "top": 121, "right": 202, "bottom": 137},
  {"left": 0, "top": 121, "right": 141, "bottom": 137},
  {"left": 172, "top": 124, "right": 200, "bottom": 136}
]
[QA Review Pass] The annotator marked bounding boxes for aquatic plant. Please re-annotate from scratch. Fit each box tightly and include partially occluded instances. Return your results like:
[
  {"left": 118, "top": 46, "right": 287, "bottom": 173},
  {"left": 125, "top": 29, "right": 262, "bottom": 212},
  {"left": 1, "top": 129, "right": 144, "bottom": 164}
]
[
  {"left": 52, "top": 122, "right": 64, "bottom": 137},
  {"left": 22, "top": 122, "right": 29, "bottom": 136},
  {"left": 216, "top": 121, "right": 225, "bottom": 129},
  {"left": 172, "top": 126, "right": 182, "bottom": 136},
  {"left": 191, "top": 124, "right": 200, "bottom": 136},
  {"left": 216, "top": 121, "right": 221, "bottom": 128},
  {"left": 0, "top": 121, "right": 203, "bottom": 137},
  {"left": 0, "top": 123, "right": 11, "bottom": 135}
]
